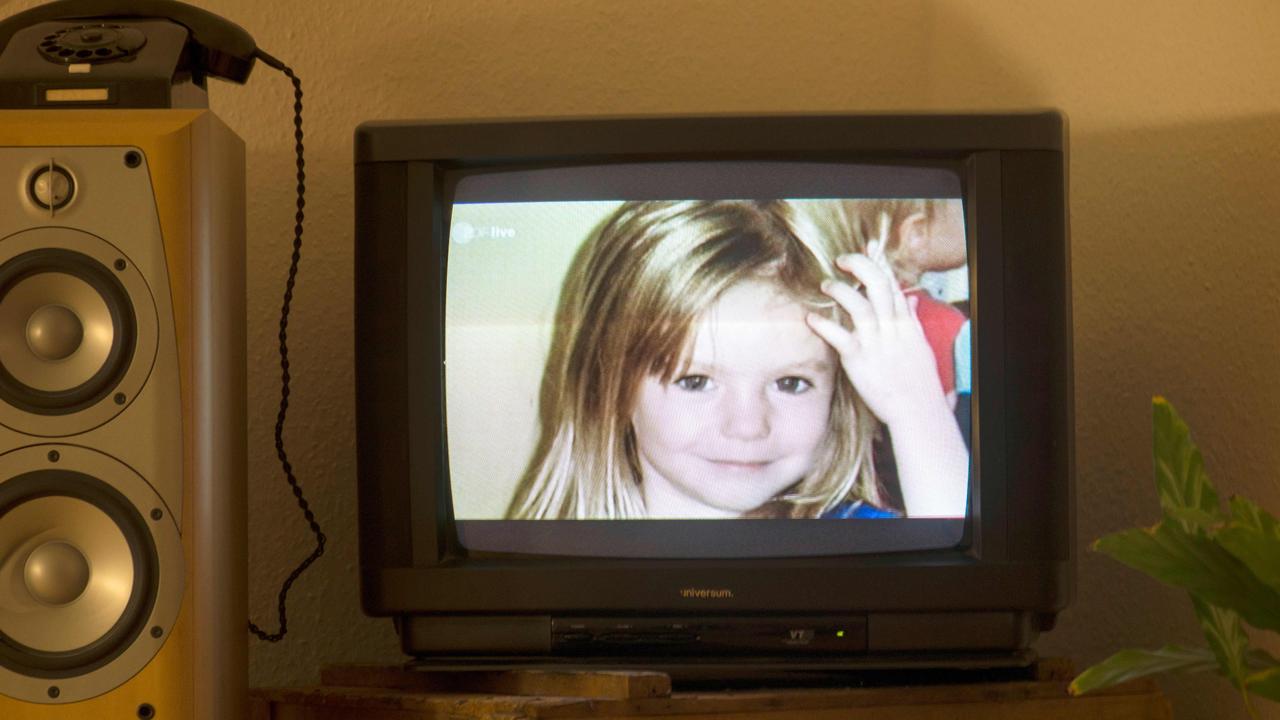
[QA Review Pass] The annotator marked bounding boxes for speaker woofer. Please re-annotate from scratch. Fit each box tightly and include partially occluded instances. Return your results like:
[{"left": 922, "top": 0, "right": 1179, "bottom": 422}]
[
  {"left": 0, "top": 228, "right": 157, "bottom": 438},
  {"left": 0, "top": 471, "right": 156, "bottom": 676},
  {"left": 0, "top": 249, "right": 136, "bottom": 412},
  {"left": 0, "top": 446, "right": 183, "bottom": 704}
]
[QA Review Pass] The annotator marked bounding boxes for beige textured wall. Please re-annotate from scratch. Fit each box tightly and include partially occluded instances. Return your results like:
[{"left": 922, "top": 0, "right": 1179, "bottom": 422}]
[{"left": 4, "top": 1, "right": 1279, "bottom": 717}]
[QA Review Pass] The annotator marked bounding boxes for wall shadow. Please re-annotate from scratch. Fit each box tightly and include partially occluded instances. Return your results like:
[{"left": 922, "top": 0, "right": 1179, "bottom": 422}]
[{"left": 1039, "top": 113, "right": 1280, "bottom": 720}]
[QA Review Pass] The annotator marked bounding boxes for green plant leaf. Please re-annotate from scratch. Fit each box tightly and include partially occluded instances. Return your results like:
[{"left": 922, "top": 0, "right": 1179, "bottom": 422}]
[
  {"left": 1095, "top": 521, "right": 1280, "bottom": 632},
  {"left": 1229, "top": 496, "right": 1280, "bottom": 538},
  {"left": 1217, "top": 497, "right": 1280, "bottom": 595},
  {"left": 1070, "top": 645, "right": 1217, "bottom": 696},
  {"left": 1152, "top": 397, "right": 1222, "bottom": 528},
  {"left": 1217, "top": 525, "right": 1280, "bottom": 596},
  {"left": 1165, "top": 506, "right": 1225, "bottom": 531},
  {"left": 1246, "top": 667, "right": 1280, "bottom": 703},
  {"left": 1192, "top": 597, "right": 1250, "bottom": 690}
]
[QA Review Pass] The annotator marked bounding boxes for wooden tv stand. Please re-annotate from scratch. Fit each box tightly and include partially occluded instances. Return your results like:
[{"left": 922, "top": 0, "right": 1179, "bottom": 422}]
[{"left": 248, "top": 658, "right": 1170, "bottom": 719}]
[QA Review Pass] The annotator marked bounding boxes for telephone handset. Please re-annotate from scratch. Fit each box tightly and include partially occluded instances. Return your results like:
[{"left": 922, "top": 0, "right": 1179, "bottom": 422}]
[{"left": 0, "top": 0, "right": 324, "bottom": 642}]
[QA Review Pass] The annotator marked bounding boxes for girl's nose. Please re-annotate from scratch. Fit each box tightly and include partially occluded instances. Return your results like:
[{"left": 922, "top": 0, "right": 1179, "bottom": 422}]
[{"left": 720, "top": 387, "right": 770, "bottom": 441}]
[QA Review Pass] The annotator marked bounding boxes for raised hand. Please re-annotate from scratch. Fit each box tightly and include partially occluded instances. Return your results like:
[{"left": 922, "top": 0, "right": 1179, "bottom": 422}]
[
  {"left": 804, "top": 237, "right": 969, "bottom": 518},
  {"left": 805, "top": 240, "right": 945, "bottom": 427}
]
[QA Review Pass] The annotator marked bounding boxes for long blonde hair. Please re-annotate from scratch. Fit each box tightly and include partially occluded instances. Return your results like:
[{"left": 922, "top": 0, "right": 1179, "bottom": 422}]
[
  {"left": 798, "top": 198, "right": 949, "bottom": 281},
  {"left": 506, "top": 200, "right": 884, "bottom": 519}
]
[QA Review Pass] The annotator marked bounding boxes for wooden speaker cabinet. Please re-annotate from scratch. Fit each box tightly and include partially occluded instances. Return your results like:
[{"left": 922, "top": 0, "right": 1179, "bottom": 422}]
[{"left": 0, "top": 110, "right": 246, "bottom": 720}]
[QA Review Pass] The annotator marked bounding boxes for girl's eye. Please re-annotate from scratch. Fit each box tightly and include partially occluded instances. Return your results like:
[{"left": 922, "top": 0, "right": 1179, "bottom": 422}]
[
  {"left": 776, "top": 376, "right": 812, "bottom": 394},
  {"left": 674, "top": 375, "right": 712, "bottom": 391}
]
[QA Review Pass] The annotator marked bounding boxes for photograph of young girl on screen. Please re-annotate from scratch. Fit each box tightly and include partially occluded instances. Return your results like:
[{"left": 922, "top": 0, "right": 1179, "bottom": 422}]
[{"left": 505, "top": 200, "right": 969, "bottom": 521}]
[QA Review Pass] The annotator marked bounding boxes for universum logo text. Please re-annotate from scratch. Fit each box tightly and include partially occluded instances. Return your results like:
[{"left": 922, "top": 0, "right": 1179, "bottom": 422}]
[{"left": 680, "top": 588, "right": 734, "bottom": 599}]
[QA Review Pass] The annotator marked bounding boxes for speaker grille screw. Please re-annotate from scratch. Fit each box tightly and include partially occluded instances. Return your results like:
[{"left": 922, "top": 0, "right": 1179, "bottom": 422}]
[
  {"left": 151, "top": 508, "right": 163, "bottom": 521},
  {"left": 114, "top": 258, "right": 127, "bottom": 271},
  {"left": 137, "top": 703, "right": 155, "bottom": 719},
  {"left": 47, "top": 686, "right": 59, "bottom": 698},
  {"left": 47, "top": 450, "right": 60, "bottom": 462},
  {"left": 150, "top": 625, "right": 163, "bottom": 638},
  {"left": 114, "top": 393, "right": 126, "bottom": 405},
  {"left": 124, "top": 151, "right": 142, "bottom": 168}
]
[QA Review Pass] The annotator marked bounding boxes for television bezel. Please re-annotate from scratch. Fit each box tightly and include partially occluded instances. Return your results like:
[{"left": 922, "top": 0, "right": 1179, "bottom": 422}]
[{"left": 354, "top": 113, "right": 1072, "bottom": 630}]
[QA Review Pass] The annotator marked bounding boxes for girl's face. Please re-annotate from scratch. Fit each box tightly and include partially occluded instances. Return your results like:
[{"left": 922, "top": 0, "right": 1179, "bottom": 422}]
[{"left": 631, "top": 280, "right": 838, "bottom": 518}]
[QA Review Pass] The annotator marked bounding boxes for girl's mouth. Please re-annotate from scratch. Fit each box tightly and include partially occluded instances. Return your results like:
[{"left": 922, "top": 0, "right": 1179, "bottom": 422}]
[{"left": 708, "top": 459, "right": 771, "bottom": 471}]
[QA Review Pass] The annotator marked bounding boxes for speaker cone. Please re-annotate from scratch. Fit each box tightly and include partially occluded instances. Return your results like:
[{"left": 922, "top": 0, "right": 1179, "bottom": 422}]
[
  {"left": 0, "top": 446, "right": 182, "bottom": 703},
  {"left": 0, "top": 471, "right": 155, "bottom": 677},
  {"left": 0, "top": 228, "right": 158, "bottom": 438},
  {"left": 0, "top": 249, "right": 135, "bottom": 414}
]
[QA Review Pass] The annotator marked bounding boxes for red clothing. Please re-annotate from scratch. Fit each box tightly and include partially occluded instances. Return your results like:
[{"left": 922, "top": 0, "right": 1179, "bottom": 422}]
[{"left": 907, "top": 289, "right": 965, "bottom": 394}]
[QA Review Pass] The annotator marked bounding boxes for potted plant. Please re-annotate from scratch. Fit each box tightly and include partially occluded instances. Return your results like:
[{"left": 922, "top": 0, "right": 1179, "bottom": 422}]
[{"left": 1070, "top": 397, "right": 1280, "bottom": 717}]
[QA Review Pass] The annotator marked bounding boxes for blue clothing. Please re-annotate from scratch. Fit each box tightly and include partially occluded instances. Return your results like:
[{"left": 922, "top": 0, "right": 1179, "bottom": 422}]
[{"left": 821, "top": 501, "right": 901, "bottom": 519}]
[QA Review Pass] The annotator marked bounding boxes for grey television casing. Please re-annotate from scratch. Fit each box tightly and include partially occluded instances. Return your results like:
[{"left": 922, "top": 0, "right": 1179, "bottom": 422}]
[{"left": 353, "top": 112, "right": 1071, "bottom": 669}]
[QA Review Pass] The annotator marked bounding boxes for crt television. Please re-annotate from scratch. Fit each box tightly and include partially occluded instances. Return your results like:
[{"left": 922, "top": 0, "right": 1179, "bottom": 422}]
[{"left": 354, "top": 113, "right": 1071, "bottom": 669}]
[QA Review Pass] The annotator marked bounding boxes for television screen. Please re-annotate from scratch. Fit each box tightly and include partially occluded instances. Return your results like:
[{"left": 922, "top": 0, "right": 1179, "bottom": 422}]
[{"left": 444, "top": 161, "right": 972, "bottom": 557}]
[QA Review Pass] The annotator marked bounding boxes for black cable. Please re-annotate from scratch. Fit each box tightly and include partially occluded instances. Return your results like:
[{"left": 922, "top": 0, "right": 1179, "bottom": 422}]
[{"left": 248, "top": 49, "right": 325, "bottom": 643}]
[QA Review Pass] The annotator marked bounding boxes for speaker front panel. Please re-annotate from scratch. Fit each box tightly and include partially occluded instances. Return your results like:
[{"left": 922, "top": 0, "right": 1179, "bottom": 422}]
[
  {"left": 0, "top": 445, "right": 183, "bottom": 704},
  {"left": 0, "top": 111, "right": 246, "bottom": 720},
  {"left": 0, "top": 227, "right": 160, "bottom": 435}
]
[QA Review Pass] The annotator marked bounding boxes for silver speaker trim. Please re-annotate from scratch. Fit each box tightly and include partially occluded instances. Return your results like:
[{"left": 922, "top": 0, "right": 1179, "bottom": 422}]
[
  {"left": 0, "top": 227, "right": 159, "bottom": 437},
  {"left": 0, "top": 444, "right": 184, "bottom": 704}
]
